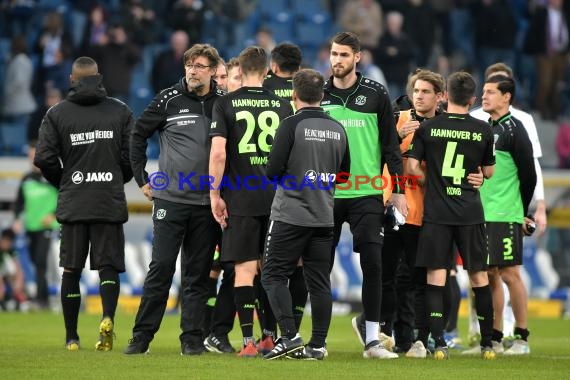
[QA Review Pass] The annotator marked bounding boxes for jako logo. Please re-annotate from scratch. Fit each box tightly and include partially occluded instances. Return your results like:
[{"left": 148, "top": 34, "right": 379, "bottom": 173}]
[
  {"left": 72, "top": 171, "right": 113, "bottom": 184},
  {"left": 71, "top": 171, "right": 84, "bottom": 184},
  {"left": 305, "top": 170, "right": 336, "bottom": 183},
  {"left": 179, "top": 108, "right": 189, "bottom": 113}
]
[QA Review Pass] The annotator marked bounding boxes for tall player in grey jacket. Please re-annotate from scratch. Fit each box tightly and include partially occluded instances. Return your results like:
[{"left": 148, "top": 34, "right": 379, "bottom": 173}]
[{"left": 261, "top": 69, "right": 350, "bottom": 360}]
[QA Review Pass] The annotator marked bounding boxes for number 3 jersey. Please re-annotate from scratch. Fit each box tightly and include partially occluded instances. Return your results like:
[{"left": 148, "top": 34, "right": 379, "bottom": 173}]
[
  {"left": 408, "top": 113, "right": 495, "bottom": 225},
  {"left": 210, "top": 87, "right": 294, "bottom": 216}
]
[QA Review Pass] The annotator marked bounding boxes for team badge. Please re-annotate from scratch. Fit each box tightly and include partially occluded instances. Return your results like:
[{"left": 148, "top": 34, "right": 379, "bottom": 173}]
[
  {"left": 156, "top": 209, "right": 167, "bottom": 220},
  {"left": 355, "top": 95, "right": 367, "bottom": 106}
]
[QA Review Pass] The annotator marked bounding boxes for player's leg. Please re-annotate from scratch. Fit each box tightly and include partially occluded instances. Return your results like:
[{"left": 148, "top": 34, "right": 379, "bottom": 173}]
[
  {"left": 59, "top": 223, "right": 89, "bottom": 350},
  {"left": 179, "top": 205, "right": 219, "bottom": 355},
  {"left": 261, "top": 221, "right": 306, "bottom": 360},
  {"left": 125, "top": 199, "right": 188, "bottom": 354},
  {"left": 205, "top": 260, "right": 236, "bottom": 353},
  {"left": 299, "top": 226, "right": 334, "bottom": 358},
  {"left": 91, "top": 223, "right": 125, "bottom": 351},
  {"left": 459, "top": 224, "right": 495, "bottom": 359},
  {"left": 380, "top": 228, "right": 401, "bottom": 352},
  {"left": 501, "top": 265, "right": 530, "bottom": 355}
]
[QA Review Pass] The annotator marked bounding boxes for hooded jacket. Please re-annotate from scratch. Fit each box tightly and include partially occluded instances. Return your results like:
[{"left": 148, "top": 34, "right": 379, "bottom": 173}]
[{"left": 34, "top": 74, "right": 134, "bottom": 223}]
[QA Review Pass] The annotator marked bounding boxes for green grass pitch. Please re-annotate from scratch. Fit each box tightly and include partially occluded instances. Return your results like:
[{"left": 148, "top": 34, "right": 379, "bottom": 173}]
[{"left": 1, "top": 312, "right": 569, "bottom": 379}]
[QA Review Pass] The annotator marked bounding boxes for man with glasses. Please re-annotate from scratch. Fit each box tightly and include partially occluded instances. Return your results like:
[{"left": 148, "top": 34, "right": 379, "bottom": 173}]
[{"left": 125, "top": 44, "right": 224, "bottom": 355}]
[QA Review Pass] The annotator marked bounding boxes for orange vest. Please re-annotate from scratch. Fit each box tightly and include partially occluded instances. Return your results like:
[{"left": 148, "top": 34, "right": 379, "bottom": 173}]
[{"left": 383, "top": 110, "right": 425, "bottom": 226}]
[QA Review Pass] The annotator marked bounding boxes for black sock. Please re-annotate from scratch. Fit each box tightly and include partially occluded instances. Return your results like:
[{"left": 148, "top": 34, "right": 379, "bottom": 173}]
[
  {"left": 472, "top": 285, "right": 494, "bottom": 347},
  {"left": 253, "top": 274, "right": 265, "bottom": 337},
  {"left": 426, "top": 284, "right": 446, "bottom": 347},
  {"left": 235, "top": 286, "right": 255, "bottom": 343},
  {"left": 203, "top": 277, "right": 218, "bottom": 336},
  {"left": 99, "top": 268, "right": 120, "bottom": 321},
  {"left": 258, "top": 283, "right": 276, "bottom": 339},
  {"left": 492, "top": 329, "right": 504, "bottom": 343},
  {"left": 514, "top": 327, "right": 530, "bottom": 342},
  {"left": 445, "top": 275, "right": 460, "bottom": 332},
  {"left": 289, "top": 266, "right": 308, "bottom": 331},
  {"left": 61, "top": 271, "right": 81, "bottom": 341}
]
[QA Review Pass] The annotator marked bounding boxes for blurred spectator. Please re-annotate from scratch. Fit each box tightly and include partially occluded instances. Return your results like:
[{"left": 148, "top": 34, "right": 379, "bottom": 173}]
[
  {"left": 448, "top": 0, "right": 476, "bottom": 69},
  {"left": 4, "top": 0, "right": 37, "bottom": 38},
  {"left": 13, "top": 143, "right": 59, "bottom": 309},
  {"left": 167, "top": 0, "right": 204, "bottom": 44},
  {"left": 1, "top": 35, "right": 36, "bottom": 154},
  {"left": 255, "top": 26, "right": 276, "bottom": 59},
  {"left": 429, "top": 0, "right": 453, "bottom": 56},
  {"left": 26, "top": 86, "right": 61, "bottom": 143},
  {"left": 0, "top": 228, "right": 27, "bottom": 311},
  {"left": 358, "top": 49, "right": 387, "bottom": 87},
  {"left": 556, "top": 121, "right": 570, "bottom": 169},
  {"left": 34, "top": 11, "right": 74, "bottom": 96},
  {"left": 338, "top": 0, "right": 383, "bottom": 49},
  {"left": 314, "top": 43, "right": 332, "bottom": 78},
  {"left": 374, "top": 11, "right": 415, "bottom": 100},
  {"left": 79, "top": 4, "right": 109, "bottom": 55},
  {"left": 404, "top": 0, "right": 436, "bottom": 67},
  {"left": 151, "top": 30, "right": 188, "bottom": 93},
  {"left": 121, "top": 0, "right": 158, "bottom": 47},
  {"left": 89, "top": 24, "right": 141, "bottom": 103},
  {"left": 474, "top": 0, "right": 517, "bottom": 81},
  {"left": 524, "top": 0, "right": 570, "bottom": 120},
  {"left": 207, "top": 0, "right": 257, "bottom": 57}
]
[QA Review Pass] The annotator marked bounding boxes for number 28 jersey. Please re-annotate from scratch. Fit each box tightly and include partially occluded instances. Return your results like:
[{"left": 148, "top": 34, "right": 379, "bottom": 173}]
[
  {"left": 210, "top": 87, "right": 293, "bottom": 216},
  {"left": 408, "top": 113, "right": 495, "bottom": 225}
]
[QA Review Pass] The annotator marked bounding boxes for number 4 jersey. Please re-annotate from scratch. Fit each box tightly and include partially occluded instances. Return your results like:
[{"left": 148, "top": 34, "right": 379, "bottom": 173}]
[
  {"left": 210, "top": 86, "right": 294, "bottom": 216},
  {"left": 408, "top": 113, "right": 495, "bottom": 225}
]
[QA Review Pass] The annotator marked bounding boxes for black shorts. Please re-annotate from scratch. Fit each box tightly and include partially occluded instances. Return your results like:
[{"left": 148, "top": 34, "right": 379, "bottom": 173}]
[
  {"left": 60, "top": 223, "right": 125, "bottom": 272},
  {"left": 416, "top": 222, "right": 488, "bottom": 272},
  {"left": 487, "top": 222, "right": 523, "bottom": 267},
  {"left": 221, "top": 215, "right": 269, "bottom": 263},
  {"left": 333, "top": 196, "right": 384, "bottom": 252}
]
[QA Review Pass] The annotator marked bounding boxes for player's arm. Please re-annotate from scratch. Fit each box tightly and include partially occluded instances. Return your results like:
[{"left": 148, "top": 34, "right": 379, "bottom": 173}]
[
  {"left": 34, "top": 112, "right": 63, "bottom": 188},
  {"left": 481, "top": 127, "right": 496, "bottom": 179},
  {"left": 338, "top": 134, "right": 351, "bottom": 184},
  {"left": 209, "top": 97, "right": 229, "bottom": 227},
  {"left": 266, "top": 119, "right": 295, "bottom": 180},
  {"left": 209, "top": 136, "right": 227, "bottom": 227},
  {"left": 130, "top": 95, "right": 165, "bottom": 189},
  {"left": 512, "top": 125, "right": 537, "bottom": 217},
  {"left": 406, "top": 127, "right": 425, "bottom": 186},
  {"left": 121, "top": 109, "right": 135, "bottom": 184},
  {"left": 407, "top": 157, "right": 425, "bottom": 186},
  {"left": 378, "top": 95, "right": 405, "bottom": 193}
]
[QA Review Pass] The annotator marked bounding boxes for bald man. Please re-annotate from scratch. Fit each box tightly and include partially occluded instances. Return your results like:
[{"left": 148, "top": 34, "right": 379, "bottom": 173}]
[{"left": 34, "top": 56, "right": 134, "bottom": 352}]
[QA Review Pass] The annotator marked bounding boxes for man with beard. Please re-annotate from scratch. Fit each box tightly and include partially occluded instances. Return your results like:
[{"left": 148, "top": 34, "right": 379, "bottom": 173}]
[
  {"left": 125, "top": 44, "right": 224, "bottom": 355},
  {"left": 321, "top": 31, "right": 406, "bottom": 359}
]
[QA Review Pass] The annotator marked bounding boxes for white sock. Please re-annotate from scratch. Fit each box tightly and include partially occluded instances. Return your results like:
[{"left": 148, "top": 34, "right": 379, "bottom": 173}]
[{"left": 365, "top": 321, "right": 379, "bottom": 346}]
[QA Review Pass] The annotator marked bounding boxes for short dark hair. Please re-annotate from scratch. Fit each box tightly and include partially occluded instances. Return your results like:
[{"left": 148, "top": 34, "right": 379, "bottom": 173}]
[
  {"left": 485, "top": 62, "right": 513, "bottom": 80},
  {"left": 331, "top": 31, "right": 361, "bottom": 53},
  {"left": 447, "top": 71, "right": 476, "bottom": 106},
  {"left": 271, "top": 43, "right": 302, "bottom": 73},
  {"left": 183, "top": 43, "right": 221, "bottom": 68},
  {"left": 71, "top": 56, "right": 98, "bottom": 80},
  {"left": 485, "top": 74, "right": 516, "bottom": 105},
  {"left": 1, "top": 228, "right": 15, "bottom": 241},
  {"left": 293, "top": 69, "right": 324, "bottom": 104},
  {"left": 238, "top": 46, "right": 267, "bottom": 75}
]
